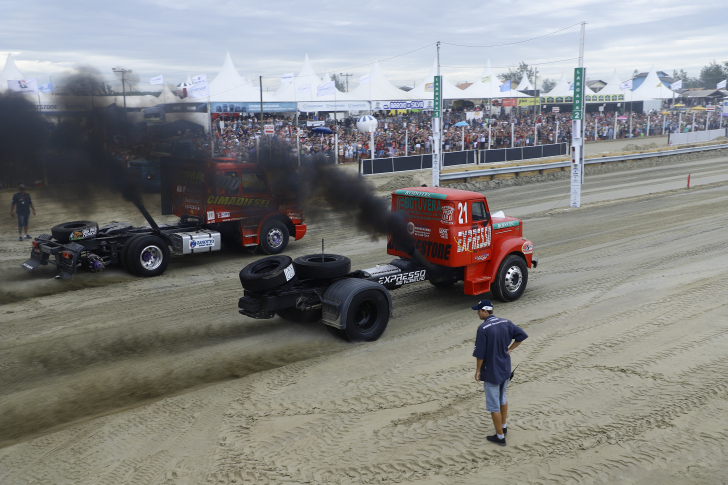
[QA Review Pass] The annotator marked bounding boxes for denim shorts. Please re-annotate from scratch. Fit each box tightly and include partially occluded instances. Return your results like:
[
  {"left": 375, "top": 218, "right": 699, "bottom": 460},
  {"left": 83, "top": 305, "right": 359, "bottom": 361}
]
[
  {"left": 17, "top": 214, "right": 29, "bottom": 228},
  {"left": 484, "top": 379, "right": 509, "bottom": 412}
]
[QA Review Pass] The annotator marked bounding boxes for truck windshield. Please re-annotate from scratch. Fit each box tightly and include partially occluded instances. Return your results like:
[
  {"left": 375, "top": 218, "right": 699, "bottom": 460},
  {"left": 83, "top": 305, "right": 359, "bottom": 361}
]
[
  {"left": 240, "top": 172, "right": 267, "bottom": 193},
  {"left": 472, "top": 202, "right": 488, "bottom": 221}
]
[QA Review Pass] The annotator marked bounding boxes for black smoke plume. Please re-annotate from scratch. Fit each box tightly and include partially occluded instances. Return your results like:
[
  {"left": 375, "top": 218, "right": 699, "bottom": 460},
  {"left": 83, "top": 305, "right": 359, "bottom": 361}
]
[
  {"left": 256, "top": 137, "right": 414, "bottom": 251},
  {"left": 0, "top": 68, "right": 147, "bottom": 213}
]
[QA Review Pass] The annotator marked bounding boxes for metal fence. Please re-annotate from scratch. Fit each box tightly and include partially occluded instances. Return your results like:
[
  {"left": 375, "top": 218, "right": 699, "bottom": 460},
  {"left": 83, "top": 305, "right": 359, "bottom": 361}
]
[
  {"left": 361, "top": 143, "right": 567, "bottom": 175},
  {"left": 668, "top": 128, "right": 727, "bottom": 145}
]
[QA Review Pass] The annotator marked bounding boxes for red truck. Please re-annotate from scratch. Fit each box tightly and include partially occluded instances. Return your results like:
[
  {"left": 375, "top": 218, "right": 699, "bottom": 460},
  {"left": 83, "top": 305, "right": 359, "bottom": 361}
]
[
  {"left": 237, "top": 187, "right": 537, "bottom": 341},
  {"left": 22, "top": 157, "right": 307, "bottom": 278}
]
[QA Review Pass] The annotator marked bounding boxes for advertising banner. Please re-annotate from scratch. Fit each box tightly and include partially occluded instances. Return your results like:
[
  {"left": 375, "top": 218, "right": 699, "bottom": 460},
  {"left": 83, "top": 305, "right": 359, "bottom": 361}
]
[
  {"left": 212, "top": 102, "right": 296, "bottom": 113},
  {"left": 371, "top": 100, "right": 429, "bottom": 110},
  {"left": 501, "top": 98, "right": 517, "bottom": 107},
  {"left": 517, "top": 98, "right": 537, "bottom": 106},
  {"left": 164, "top": 103, "right": 208, "bottom": 113},
  {"left": 298, "top": 101, "right": 370, "bottom": 112}
]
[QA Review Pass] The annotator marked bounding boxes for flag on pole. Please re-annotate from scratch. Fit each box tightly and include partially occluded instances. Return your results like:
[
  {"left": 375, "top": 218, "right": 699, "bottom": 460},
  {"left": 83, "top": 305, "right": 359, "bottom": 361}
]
[
  {"left": 188, "top": 80, "right": 209, "bottom": 98},
  {"left": 317, "top": 81, "right": 335, "bottom": 97},
  {"left": 191, "top": 74, "right": 207, "bottom": 84},
  {"left": 619, "top": 79, "right": 633, "bottom": 91},
  {"left": 480, "top": 75, "right": 491, "bottom": 84},
  {"left": 280, "top": 72, "right": 294, "bottom": 83},
  {"left": 656, "top": 82, "right": 663, "bottom": 87},
  {"left": 297, "top": 83, "right": 311, "bottom": 95},
  {"left": 569, "top": 82, "right": 574, "bottom": 91},
  {"left": 671, "top": 79, "right": 683, "bottom": 91},
  {"left": 718, "top": 79, "right": 727, "bottom": 90},
  {"left": 39, "top": 82, "right": 54, "bottom": 93},
  {"left": 359, "top": 74, "right": 370, "bottom": 85},
  {"left": 499, "top": 80, "right": 511, "bottom": 92},
  {"left": 7, "top": 78, "right": 38, "bottom": 94},
  {"left": 150, "top": 75, "right": 164, "bottom": 85}
]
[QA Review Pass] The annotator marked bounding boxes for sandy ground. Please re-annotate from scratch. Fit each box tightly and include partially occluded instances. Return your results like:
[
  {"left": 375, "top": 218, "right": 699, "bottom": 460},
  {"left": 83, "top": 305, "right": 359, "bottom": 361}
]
[{"left": 1, "top": 145, "right": 728, "bottom": 484}]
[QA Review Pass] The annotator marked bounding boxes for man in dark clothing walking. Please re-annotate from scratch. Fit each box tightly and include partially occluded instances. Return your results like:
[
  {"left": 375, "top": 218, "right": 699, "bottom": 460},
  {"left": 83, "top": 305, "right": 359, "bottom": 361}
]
[
  {"left": 472, "top": 299, "right": 528, "bottom": 446},
  {"left": 10, "top": 184, "right": 36, "bottom": 241}
]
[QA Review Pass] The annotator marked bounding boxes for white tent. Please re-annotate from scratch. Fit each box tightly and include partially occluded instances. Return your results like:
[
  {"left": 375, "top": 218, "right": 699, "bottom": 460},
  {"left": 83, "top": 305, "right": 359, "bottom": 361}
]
[
  {"left": 544, "top": 71, "right": 595, "bottom": 100},
  {"left": 516, "top": 73, "right": 534, "bottom": 92},
  {"left": 0, "top": 54, "right": 25, "bottom": 93},
  {"left": 207, "top": 51, "right": 272, "bottom": 102},
  {"left": 347, "top": 62, "right": 408, "bottom": 101},
  {"left": 407, "top": 59, "right": 465, "bottom": 100},
  {"left": 594, "top": 69, "right": 624, "bottom": 96},
  {"left": 157, "top": 84, "right": 180, "bottom": 104},
  {"left": 631, "top": 65, "right": 672, "bottom": 100},
  {"left": 461, "top": 59, "right": 501, "bottom": 99},
  {"left": 273, "top": 54, "right": 351, "bottom": 103}
]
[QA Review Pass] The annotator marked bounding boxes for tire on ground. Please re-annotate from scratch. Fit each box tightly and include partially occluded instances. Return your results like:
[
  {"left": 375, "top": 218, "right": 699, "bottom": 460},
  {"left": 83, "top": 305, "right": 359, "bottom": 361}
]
[
  {"left": 293, "top": 254, "right": 351, "bottom": 280},
  {"left": 128, "top": 235, "right": 170, "bottom": 277},
  {"left": 259, "top": 220, "right": 289, "bottom": 255},
  {"left": 491, "top": 254, "right": 528, "bottom": 302},
  {"left": 120, "top": 234, "right": 144, "bottom": 275},
  {"left": 51, "top": 221, "right": 99, "bottom": 243},
  {"left": 239, "top": 255, "right": 297, "bottom": 292},
  {"left": 276, "top": 307, "right": 323, "bottom": 323},
  {"left": 342, "top": 289, "right": 390, "bottom": 342}
]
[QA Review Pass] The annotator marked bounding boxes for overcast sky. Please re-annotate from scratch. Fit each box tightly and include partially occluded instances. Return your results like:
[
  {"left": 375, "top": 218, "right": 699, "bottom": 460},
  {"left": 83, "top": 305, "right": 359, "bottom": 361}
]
[{"left": 2, "top": 0, "right": 727, "bottom": 92}]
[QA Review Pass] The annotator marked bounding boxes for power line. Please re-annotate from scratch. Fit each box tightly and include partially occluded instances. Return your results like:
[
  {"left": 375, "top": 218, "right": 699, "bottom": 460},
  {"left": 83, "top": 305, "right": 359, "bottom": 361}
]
[
  {"left": 441, "top": 22, "right": 583, "bottom": 48},
  {"left": 440, "top": 57, "right": 580, "bottom": 70}
]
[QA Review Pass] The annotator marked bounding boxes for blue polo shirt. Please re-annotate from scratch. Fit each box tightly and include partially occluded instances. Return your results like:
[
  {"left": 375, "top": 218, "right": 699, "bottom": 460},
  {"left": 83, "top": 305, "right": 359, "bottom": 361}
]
[
  {"left": 12, "top": 192, "right": 32, "bottom": 216},
  {"left": 473, "top": 315, "right": 528, "bottom": 385}
]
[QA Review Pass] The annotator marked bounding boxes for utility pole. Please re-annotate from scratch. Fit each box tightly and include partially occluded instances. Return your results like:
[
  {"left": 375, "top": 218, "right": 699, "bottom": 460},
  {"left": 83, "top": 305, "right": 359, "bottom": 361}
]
[
  {"left": 570, "top": 21, "right": 586, "bottom": 208},
  {"left": 432, "top": 41, "right": 442, "bottom": 187},
  {"left": 112, "top": 67, "right": 132, "bottom": 109},
  {"left": 339, "top": 72, "right": 352, "bottom": 92}
]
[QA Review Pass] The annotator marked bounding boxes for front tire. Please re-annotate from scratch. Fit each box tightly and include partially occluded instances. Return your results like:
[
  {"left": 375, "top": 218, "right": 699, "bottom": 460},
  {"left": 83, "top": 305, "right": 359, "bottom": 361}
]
[
  {"left": 128, "top": 235, "right": 170, "bottom": 277},
  {"left": 491, "top": 254, "right": 528, "bottom": 302},
  {"left": 259, "top": 220, "right": 289, "bottom": 255}
]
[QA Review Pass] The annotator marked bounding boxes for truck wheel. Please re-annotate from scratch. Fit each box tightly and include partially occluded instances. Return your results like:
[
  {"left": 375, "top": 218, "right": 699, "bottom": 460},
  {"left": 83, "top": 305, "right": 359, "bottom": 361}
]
[
  {"left": 276, "top": 307, "right": 322, "bottom": 323},
  {"left": 491, "top": 254, "right": 528, "bottom": 302},
  {"left": 293, "top": 254, "right": 351, "bottom": 280},
  {"left": 239, "top": 255, "right": 297, "bottom": 292},
  {"left": 342, "top": 289, "right": 389, "bottom": 342},
  {"left": 51, "top": 221, "right": 99, "bottom": 243},
  {"left": 128, "top": 235, "right": 170, "bottom": 277},
  {"left": 120, "top": 234, "right": 143, "bottom": 274},
  {"left": 259, "top": 221, "right": 289, "bottom": 255}
]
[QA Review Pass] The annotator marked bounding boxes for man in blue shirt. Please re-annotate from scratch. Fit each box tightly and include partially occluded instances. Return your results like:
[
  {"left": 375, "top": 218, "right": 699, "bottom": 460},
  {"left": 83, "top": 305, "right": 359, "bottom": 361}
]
[
  {"left": 472, "top": 299, "right": 528, "bottom": 446},
  {"left": 10, "top": 184, "right": 36, "bottom": 241}
]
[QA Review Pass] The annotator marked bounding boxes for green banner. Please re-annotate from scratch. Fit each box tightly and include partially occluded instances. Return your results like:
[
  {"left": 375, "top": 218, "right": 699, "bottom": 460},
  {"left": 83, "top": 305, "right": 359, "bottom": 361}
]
[
  {"left": 433, "top": 76, "right": 441, "bottom": 118},
  {"left": 573, "top": 67, "right": 584, "bottom": 120}
]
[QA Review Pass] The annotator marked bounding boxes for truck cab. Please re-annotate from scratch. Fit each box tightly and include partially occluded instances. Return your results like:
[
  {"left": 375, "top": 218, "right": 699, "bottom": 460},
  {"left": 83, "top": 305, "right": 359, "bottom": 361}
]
[
  {"left": 388, "top": 187, "right": 536, "bottom": 299},
  {"left": 163, "top": 157, "right": 306, "bottom": 254}
]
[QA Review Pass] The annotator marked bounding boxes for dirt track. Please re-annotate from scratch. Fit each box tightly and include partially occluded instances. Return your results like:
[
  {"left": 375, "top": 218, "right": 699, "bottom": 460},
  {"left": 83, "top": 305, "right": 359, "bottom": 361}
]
[{"left": 1, "top": 150, "right": 728, "bottom": 484}]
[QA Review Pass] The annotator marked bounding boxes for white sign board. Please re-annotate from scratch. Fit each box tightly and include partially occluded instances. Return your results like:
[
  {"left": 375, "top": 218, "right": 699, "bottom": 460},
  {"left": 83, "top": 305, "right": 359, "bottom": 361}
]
[{"left": 264, "top": 124, "right": 275, "bottom": 135}]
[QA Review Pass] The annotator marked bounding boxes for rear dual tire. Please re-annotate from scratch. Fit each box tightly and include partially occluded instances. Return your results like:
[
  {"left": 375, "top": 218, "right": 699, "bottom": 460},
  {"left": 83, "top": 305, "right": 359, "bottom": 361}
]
[{"left": 122, "top": 235, "right": 170, "bottom": 277}]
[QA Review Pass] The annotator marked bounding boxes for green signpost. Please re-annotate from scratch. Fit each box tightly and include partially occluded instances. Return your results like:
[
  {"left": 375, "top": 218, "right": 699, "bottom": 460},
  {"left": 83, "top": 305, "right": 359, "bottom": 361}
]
[
  {"left": 573, "top": 67, "right": 584, "bottom": 120},
  {"left": 433, "top": 76, "right": 441, "bottom": 118}
]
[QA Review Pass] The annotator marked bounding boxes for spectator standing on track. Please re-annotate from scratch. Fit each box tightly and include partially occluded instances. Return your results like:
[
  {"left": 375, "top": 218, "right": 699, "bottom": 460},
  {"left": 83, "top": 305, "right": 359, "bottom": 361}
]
[
  {"left": 10, "top": 184, "right": 36, "bottom": 241},
  {"left": 472, "top": 299, "right": 528, "bottom": 446}
]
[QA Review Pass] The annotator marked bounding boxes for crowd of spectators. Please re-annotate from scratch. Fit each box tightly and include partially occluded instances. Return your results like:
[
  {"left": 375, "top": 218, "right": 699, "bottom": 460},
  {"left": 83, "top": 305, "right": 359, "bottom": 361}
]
[{"left": 206, "top": 107, "right": 726, "bottom": 162}]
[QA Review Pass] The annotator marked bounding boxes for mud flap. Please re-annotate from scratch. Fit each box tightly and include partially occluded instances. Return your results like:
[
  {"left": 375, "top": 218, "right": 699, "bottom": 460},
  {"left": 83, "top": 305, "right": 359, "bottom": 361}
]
[
  {"left": 21, "top": 258, "right": 41, "bottom": 271},
  {"left": 55, "top": 270, "right": 73, "bottom": 280}
]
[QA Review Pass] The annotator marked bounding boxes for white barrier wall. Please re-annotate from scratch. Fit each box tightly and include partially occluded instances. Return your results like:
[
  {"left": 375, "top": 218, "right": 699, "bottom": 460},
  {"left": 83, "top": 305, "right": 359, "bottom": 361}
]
[{"left": 669, "top": 128, "right": 727, "bottom": 145}]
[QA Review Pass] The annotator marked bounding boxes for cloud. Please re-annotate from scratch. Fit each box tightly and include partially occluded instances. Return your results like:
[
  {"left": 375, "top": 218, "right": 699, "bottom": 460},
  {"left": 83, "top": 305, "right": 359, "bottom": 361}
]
[{"left": 1, "top": 0, "right": 726, "bottom": 89}]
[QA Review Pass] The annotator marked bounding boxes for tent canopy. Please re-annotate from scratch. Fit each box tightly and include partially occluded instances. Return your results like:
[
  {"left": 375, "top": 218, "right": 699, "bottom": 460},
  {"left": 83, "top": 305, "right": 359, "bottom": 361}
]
[
  {"left": 207, "top": 51, "right": 273, "bottom": 102},
  {"left": 631, "top": 65, "right": 673, "bottom": 100},
  {"left": 407, "top": 59, "right": 465, "bottom": 100},
  {"left": 461, "top": 59, "right": 501, "bottom": 99},
  {"left": 0, "top": 54, "right": 25, "bottom": 93},
  {"left": 274, "top": 54, "right": 351, "bottom": 102},
  {"left": 347, "top": 62, "right": 408, "bottom": 101}
]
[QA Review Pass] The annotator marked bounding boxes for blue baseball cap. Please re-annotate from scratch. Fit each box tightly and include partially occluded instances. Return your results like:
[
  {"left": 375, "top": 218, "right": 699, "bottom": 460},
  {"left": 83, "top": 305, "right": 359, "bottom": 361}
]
[{"left": 471, "top": 299, "right": 493, "bottom": 311}]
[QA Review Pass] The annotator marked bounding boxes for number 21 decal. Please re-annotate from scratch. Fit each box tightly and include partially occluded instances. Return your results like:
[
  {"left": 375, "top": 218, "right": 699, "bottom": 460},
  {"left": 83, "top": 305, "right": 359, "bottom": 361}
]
[{"left": 458, "top": 202, "right": 468, "bottom": 224}]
